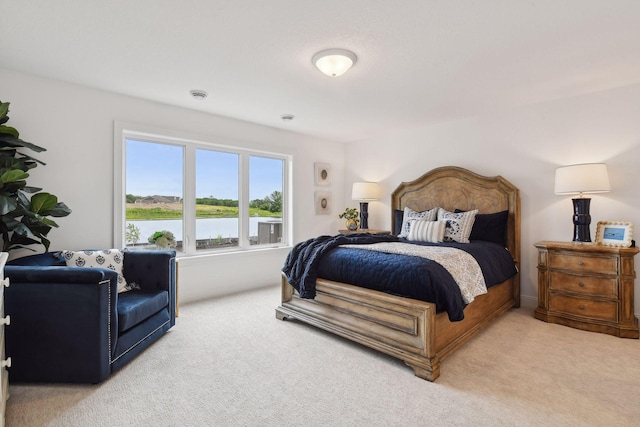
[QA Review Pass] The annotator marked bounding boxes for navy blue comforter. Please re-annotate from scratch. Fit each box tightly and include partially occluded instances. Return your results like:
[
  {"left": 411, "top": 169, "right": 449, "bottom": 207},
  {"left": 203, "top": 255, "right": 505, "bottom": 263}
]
[
  {"left": 282, "top": 233, "right": 399, "bottom": 299},
  {"left": 283, "top": 236, "right": 517, "bottom": 322}
]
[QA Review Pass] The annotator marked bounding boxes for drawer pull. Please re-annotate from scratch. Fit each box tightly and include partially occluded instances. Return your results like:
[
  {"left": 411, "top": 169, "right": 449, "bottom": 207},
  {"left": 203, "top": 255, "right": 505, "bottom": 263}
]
[
  {"left": 578, "top": 282, "right": 585, "bottom": 288},
  {"left": 1, "top": 357, "right": 10, "bottom": 368},
  {"left": 578, "top": 305, "right": 585, "bottom": 310},
  {"left": 577, "top": 261, "right": 585, "bottom": 266},
  {"left": 0, "top": 315, "right": 9, "bottom": 326}
]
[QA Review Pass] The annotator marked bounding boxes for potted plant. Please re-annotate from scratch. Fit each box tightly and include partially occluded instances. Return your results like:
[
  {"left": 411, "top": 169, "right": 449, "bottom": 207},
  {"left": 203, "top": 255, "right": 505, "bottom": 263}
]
[
  {"left": 0, "top": 100, "right": 72, "bottom": 252},
  {"left": 148, "top": 230, "right": 176, "bottom": 249},
  {"left": 339, "top": 207, "right": 359, "bottom": 230}
]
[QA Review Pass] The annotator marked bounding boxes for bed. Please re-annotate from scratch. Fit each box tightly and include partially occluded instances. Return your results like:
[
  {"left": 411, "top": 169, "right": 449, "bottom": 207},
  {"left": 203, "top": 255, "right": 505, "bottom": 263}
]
[{"left": 276, "top": 166, "right": 521, "bottom": 381}]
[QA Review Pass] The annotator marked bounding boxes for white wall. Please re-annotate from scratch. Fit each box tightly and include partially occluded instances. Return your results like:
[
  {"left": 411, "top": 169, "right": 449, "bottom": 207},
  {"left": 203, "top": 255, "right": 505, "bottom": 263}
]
[
  {"left": 0, "top": 68, "right": 346, "bottom": 304},
  {"left": 345, "top": 84, "right": 640, "bottom": 310}
]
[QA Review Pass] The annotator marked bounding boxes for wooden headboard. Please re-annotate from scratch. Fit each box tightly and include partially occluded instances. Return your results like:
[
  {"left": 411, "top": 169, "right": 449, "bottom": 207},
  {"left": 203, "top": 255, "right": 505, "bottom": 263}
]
[{"left": 391, "top": 166, "right": 521, "bottom": 269}]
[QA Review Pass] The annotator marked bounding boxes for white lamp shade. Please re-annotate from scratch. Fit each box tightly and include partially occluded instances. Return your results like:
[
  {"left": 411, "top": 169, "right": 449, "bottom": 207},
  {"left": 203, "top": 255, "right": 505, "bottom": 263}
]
[
  {"left": 554, "top": 163, "right": 611, "bottom": 195},
  {"left": 312, "top": 49, "right": 357, "bottom": 77},
  {"left": 352, "top": 182, "right": 380, "bottom": 201}
]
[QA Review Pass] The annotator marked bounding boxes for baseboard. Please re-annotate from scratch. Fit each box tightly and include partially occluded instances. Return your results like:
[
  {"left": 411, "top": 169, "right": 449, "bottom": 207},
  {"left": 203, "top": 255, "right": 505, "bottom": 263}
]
[{"left": 520, "top": 294, "right": 537, "bottom": 309}]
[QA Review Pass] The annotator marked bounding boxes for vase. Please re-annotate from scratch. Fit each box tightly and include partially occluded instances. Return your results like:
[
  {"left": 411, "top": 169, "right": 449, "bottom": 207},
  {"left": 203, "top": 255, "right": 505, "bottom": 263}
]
[{"left": 346, "top": 219, "right": 358, "bottom": 230}]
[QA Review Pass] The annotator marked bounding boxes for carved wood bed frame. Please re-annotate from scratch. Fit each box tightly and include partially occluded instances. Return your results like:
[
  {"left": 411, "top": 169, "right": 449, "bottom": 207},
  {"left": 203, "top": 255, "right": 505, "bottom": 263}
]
[{"left": 276, "top": 166, "right": 521, "bottom": 381}]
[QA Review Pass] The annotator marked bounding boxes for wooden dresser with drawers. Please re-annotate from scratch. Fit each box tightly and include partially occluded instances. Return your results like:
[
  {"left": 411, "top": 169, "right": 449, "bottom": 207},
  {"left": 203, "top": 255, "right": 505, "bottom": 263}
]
[{"left": 534, "top": 241, "right": 639, "bottom": 338}]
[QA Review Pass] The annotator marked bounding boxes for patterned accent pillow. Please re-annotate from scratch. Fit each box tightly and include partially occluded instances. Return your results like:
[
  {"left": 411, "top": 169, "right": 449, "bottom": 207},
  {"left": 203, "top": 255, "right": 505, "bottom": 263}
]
[
  {"left": 438, "top": 208, "right": 478, "bottom": 243},
  {"left": 63, "top": 249, "right": 130, "bottom": 293},
  {"left": 407, "top": 220, "right": 446, "bottom": 243},
  {"left": 398, "top": 207, "right": 438, "bottom": 238}
]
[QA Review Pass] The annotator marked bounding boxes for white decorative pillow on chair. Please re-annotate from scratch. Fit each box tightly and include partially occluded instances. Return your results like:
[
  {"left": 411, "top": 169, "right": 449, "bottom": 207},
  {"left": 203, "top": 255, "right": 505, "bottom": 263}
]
[
  {"left": 63, "top": 249, "right": 129, "bottom": 293},
  {"left": 437, "top": 208, "right": 478, "bottom": 243},
  {"left": 398, "top": 207, "right": 438, "bottom": 238},
  {"left": 407, "top": 220, "right": 446, "bottom": 243}
]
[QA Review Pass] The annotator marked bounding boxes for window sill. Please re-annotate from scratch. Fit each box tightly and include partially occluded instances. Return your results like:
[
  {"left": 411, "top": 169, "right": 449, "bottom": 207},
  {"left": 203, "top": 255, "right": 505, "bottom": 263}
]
[{"left": 175, "top": 245, "right": 291, "bottom": 266}]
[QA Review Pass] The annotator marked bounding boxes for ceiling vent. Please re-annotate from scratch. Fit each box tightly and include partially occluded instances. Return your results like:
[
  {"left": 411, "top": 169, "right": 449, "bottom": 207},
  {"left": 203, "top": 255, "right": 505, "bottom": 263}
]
[{"left": 189, "top": 90, "right": 208, "bottom": 100}]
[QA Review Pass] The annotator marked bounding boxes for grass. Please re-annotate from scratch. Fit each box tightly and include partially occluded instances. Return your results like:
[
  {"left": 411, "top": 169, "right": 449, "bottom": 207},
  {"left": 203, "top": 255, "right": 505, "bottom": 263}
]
[{"left": 126, "top": 203, "right": 281, "bottom": 220}]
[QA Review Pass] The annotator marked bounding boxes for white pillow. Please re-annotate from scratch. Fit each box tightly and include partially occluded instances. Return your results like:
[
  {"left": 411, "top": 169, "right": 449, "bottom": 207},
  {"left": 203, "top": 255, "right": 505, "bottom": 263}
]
[
  {"left": 63, "top": 249, "right": 129, "bottom": 293},
  {"left": 407, "top": 220, "right": 446, "bottom": 243},
  {"left": 398, "top": 207, "right": 438, "bottom": 238},
  {"left": 437, "top": 208, "right": 478, "bottom": 243}
]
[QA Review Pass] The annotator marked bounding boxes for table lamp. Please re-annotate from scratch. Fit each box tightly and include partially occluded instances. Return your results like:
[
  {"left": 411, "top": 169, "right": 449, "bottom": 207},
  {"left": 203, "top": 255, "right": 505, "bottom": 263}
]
[{"left": 554, "top": 163, "right": 610, "bottom": 242}]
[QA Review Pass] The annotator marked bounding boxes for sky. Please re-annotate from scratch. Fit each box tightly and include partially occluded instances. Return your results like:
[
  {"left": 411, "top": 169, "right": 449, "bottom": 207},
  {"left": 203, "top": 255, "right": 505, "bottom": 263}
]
[{"left": 126, "top": 139, "right": 282, "bottom": 200}]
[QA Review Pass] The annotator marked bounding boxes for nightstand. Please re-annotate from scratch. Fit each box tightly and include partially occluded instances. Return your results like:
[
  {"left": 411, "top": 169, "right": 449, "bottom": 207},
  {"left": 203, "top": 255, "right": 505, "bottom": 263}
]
[
  {"left": 534, "top": 241, "right": 640, "bottom": 338},
  {"left": 339, "top": 229, "right": 391, "bottom": 235}
]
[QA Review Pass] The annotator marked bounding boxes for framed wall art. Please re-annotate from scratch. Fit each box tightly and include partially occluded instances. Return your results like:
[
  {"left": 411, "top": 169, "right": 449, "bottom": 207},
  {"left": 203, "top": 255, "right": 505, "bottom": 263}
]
[
  {"left": 314, "top": 162, "right": 331, "bottom": 186},
  {"left": 595, "top": 221, "right": 634, "bottom": 247},
  {"left": 314, "top": 191, "right": 331, "bottom": 215}
]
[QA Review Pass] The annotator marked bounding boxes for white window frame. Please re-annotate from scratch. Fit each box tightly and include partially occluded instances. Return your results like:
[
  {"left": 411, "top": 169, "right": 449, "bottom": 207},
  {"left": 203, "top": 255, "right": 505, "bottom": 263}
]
[{"left": 114, "top": 121, "right": 292, "bottom": 256}]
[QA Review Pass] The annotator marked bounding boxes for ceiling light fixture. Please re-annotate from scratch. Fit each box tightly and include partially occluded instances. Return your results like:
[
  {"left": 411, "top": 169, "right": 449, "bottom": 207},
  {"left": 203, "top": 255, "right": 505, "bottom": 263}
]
[
  {"left": 312, "top": 49, "right": 357, "bottom": 77},
  {"left": 189, "top": 89, "right": 208, "bottom": 100}
]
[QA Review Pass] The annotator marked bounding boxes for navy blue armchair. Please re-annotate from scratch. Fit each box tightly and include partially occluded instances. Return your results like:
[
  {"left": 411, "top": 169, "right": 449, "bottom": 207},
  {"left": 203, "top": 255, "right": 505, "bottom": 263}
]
[{"left": 4, "top": 250, "right": 176, "bottom": 383}]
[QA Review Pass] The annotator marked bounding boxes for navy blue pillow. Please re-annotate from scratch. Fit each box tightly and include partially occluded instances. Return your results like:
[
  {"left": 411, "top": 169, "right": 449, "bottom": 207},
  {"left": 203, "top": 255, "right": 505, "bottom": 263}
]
[
  {"left": 455, "top": 209, "right": 509, "bottom": 246},
  {"left": 394, "top": 209, "right": 404, "bottom": 236}
]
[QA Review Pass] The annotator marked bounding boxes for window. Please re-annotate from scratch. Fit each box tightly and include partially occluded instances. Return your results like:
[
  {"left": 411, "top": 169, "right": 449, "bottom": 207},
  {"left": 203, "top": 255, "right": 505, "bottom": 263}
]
[
  {"left": 195, "top": 148, "right": 240, "bottom": 251},
  {"left": 249, "top": 156, "right": 284, "bottom": 246},
  {"left": 114, "top": 124, "right": 290, "bottom": 255},
  {"left": 125, "top": 139, "right": 185, "bottom": 250}
]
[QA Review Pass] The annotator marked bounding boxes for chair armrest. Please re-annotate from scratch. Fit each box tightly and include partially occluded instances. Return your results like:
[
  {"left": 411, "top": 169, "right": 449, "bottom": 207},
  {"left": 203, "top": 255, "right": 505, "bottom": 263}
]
[
  {"left": 122, "top": 250, "right": 176, "bottom": 291},
  {"left": 123, "top": 250, "right": 176, "bottom": 326},
  {"left": 4, "top": 265, "right": 120, "bottom": 383}
]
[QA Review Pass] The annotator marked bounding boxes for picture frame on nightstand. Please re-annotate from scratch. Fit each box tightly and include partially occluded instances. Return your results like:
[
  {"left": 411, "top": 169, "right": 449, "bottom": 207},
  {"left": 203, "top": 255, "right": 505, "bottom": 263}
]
[{"left": 595, "top": 221, "right": 633, "bottom": 247}]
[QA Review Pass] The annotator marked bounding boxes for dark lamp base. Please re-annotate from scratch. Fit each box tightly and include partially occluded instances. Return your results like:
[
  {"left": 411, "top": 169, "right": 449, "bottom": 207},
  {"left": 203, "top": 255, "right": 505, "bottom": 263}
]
[
  {"left": 572, "top": 198, "right": 592, "bottom": 242},
  {"left": 359, "top": 202, "right": 369, "bottom": 230}
]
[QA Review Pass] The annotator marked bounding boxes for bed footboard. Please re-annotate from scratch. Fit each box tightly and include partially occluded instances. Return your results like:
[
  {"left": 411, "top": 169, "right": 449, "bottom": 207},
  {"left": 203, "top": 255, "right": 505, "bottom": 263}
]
[
  {"left": 276, "top": 273, "right": 517, "bottom": 381},
  {"left": 276, "top": 274, "right": 442, "bottom": 380}
]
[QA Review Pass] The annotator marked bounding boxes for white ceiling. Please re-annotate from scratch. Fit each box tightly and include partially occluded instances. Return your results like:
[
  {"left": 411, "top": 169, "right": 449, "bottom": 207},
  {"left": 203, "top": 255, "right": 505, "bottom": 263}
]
[{"left": 2, "top": 1, "right": 640, "bottom": 143}]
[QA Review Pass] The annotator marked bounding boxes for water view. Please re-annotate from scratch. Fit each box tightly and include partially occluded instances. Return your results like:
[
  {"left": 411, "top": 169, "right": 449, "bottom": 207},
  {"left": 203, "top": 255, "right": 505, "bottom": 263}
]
[{"left": 128, "top": 217, "right": 282, "bottom": 245}]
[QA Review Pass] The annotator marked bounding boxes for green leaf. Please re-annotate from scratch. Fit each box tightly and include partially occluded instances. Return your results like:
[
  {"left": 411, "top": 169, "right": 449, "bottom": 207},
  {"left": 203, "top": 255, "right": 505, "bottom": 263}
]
[
  {"left": 0, "top": 169, "right": 29, "bottom": 184},
  {"left": 0, "top": 133, "right": 46, "bottom": 152},
  {"left": 38, "top": 217, "right": 59, "bottom": 228},
  {"left": 0, "top": 125, "right": 19, "bottom": 138},
  {"left": 31, "top": 192, "right": 58, "bottom": 213},
  {"left": 22, "top": 221, "right": 52, "bottom": 236},
  {"left": 14, "top": 152, "right": 45, "bottom": 166},
  {"left": 46, "top": 202, "right": 72, "bottom": 217},
  {"left": 10, "top": 222, "right": 36, "bottom": 239},
  {"left": 41, "top": 236, "right": 51, "bottom": 252},
  {"left": 0, "top": 195, "right": 18, "bottom": 215},
  {"left": 22, "top": 186, "right": 43, "bottom": 193},
  {"left": 0, "top": 181, "right": 27, "bottom": 194},
  {"left": 0, "top": 102, "right": 8, "bottom": 119},
  {"left": 0, "top": 215, "right": 22, "bottom": 230}
]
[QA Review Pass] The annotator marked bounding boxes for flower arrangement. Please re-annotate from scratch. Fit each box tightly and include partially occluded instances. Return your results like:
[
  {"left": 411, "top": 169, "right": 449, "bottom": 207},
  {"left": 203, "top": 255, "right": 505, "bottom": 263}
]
[
  {"left": 148, "top": 230, "right": 176, "bottom": 249},
  {"left": 339, "top": 207, "right": 359, "bottom": 230},
  {"left": 338, "top": 207, "right": 359, "bottom": 221}
]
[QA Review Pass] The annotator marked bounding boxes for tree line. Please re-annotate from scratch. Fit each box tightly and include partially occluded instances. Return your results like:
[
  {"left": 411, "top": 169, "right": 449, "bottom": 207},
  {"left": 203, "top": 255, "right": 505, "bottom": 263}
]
[{"left": 126, "top": 191, "right": 282, "bottom": 213}]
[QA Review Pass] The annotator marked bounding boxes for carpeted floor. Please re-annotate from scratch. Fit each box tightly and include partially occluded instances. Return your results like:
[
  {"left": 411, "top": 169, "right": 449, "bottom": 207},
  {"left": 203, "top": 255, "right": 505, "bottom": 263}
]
[{"left": 6, "top": 285, "right": 640, "bottom": 426}]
